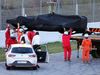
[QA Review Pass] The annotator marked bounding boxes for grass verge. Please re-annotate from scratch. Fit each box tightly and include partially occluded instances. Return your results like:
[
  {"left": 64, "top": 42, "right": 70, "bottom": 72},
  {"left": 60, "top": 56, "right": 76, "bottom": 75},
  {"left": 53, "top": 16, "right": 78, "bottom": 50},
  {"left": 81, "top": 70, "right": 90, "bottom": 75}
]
[
  {"left": 0, "top": 41, "right": 77, "bottom": 62},
  {"left": 0, "top": 48, "right": 6, "bottom": 62},
  {"left": 43, "top": 41, "right": 77, "bottom": 54}
]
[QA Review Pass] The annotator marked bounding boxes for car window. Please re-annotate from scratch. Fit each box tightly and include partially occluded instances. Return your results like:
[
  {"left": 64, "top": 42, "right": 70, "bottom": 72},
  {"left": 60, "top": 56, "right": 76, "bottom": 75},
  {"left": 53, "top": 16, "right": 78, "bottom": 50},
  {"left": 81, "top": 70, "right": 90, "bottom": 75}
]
[{"left": 11, "top": 47, "right": 33, "bottom": 53}]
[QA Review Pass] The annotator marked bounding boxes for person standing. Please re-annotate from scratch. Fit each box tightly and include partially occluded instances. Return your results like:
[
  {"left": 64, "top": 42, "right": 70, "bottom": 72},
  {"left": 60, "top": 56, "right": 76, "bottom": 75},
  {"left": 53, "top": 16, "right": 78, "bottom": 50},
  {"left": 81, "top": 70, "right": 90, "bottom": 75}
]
[
  {"left": 62, "top": 28, "right": 72, "bottom": 61},
  {"left": 5, "top": 24, "right": 10, "bottom": 49},
  {"left": 17, "top": 23, "right": 23, "bottom": 44},
  {"left": 7, "top": 34, "right": 17, "bottom": 49},
  {"left": 32, "top": 32, "right": 40, "bottom": 68},
  {"left": 27, "top": 30, "right": 35, "bottom": 44},
  {"left": 32, "top": 32, "right": 40, "bottom": 51},
  {"left": 79, "top": 34, "right": 92, "bottom": 63},
  {"left": 12, "top": 28, "right": 18, "bottom": 41},
  {"left": 82, "top": 28, "right": 91, "bottom": 36},
  {"left": 20, "top": 31, "right": 30, "bottom": 44}
]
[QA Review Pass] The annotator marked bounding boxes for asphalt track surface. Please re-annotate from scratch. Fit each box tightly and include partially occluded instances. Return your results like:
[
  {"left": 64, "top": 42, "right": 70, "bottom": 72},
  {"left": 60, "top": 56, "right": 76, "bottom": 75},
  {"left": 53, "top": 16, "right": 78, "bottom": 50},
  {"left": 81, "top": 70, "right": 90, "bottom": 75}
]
[{"left": 0, "top": 51, "right": 100, "bottom": 75}]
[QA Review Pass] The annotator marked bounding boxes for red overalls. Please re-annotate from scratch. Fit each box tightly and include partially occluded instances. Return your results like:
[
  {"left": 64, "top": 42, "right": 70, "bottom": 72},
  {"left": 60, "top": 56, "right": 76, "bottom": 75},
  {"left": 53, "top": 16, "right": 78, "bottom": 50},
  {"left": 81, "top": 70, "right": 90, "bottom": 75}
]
[
  {"left": 27, "top": 31, "right": 35, "bottom": 44},
  {"left": 81, "top": 38, "right": 92, "bottom": 62},
  {"left": 7, "top": 38, "right": 17, "bottom": 49},
  {"left": 62, "top": 29, "right": 72, "bottom": 60},
  {"left": 5, "top": 26, "right": 10, "bottom": 49}
]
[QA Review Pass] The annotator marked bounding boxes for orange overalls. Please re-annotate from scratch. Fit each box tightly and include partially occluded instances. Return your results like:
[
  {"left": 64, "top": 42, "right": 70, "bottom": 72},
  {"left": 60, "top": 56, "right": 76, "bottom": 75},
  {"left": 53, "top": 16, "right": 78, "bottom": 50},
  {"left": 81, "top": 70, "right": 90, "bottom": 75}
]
[
  {"left": 81, "top": 38, "right": 92, "bottom": 62},
  {"left": 17, "top": 28, "right": 23, "bottom": 44}
]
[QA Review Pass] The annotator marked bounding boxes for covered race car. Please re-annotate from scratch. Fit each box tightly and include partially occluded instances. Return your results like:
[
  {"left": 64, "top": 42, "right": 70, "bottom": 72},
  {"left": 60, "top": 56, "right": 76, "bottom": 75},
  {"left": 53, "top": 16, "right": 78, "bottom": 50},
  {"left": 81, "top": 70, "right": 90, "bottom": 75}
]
[{"left": 6, "top": 13, "right": 87, "bottom": 33}]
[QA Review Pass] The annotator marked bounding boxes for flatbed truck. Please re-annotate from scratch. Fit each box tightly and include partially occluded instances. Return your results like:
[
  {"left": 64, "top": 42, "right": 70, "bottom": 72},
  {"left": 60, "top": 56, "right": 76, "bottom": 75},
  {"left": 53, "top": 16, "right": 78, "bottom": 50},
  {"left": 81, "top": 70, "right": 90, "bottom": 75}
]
[{"left": 70, "top": 34, "right": 100, "bottom": 58}]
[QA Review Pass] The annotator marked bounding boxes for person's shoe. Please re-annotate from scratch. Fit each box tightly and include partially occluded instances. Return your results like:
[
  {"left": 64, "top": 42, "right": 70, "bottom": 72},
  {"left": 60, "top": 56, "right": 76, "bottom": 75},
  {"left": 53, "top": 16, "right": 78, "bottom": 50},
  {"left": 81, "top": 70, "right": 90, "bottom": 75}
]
[
  {"left": 68, "top": 59, "right": 71, "bottom": 61},
  {"left": 37, "top": 65, "right": 40, "bottom": 68},
  {"left": 86, "top": 61, "right": 90, "bottom": 64},
  {"left": 64, "top": 59, "right": 67, "bottom": 61},
  {"left": 82, "top": 61, "right": 85, "bottom": 64}
]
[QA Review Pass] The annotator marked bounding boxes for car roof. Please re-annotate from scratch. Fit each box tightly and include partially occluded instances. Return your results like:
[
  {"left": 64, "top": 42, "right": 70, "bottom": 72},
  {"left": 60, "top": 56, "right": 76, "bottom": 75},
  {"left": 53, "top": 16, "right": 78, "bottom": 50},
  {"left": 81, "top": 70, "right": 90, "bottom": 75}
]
[{"left": 11, "top": 44, "right": 32, "bottom": 48}]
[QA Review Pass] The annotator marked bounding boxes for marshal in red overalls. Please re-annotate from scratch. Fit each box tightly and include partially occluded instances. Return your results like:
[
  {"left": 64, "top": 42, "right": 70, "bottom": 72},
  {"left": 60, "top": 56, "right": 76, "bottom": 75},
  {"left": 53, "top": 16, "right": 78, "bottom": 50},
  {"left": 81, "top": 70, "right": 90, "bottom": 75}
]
[{"left": 62, "top": 29, "right": 72, "bottom": 61}]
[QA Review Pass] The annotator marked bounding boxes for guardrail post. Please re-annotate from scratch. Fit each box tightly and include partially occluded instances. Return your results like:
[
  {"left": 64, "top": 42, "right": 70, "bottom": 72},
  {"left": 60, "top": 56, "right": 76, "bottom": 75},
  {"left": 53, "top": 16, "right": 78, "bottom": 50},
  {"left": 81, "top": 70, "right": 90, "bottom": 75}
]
[
  {"left": 0, "top": 0, "right": 2, "bottom": 30},
  {"left": 77, "top": 40, "right": 80, "bottom": 58}
]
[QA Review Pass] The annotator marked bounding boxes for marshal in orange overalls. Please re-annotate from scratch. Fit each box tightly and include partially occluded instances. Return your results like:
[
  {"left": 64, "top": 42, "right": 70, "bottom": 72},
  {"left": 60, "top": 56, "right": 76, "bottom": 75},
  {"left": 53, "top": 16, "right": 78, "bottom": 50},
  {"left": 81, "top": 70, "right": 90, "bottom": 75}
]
[{"left": 81, "top": 38, "right": 92, "bottom": 62}]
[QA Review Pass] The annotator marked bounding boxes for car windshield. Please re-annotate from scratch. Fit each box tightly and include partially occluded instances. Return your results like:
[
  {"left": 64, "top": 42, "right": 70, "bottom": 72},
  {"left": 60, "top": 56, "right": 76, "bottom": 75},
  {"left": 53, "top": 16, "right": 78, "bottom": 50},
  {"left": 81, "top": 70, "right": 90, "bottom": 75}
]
[{"left": 11, "top": 47, "right": 33, "bottom": 53}]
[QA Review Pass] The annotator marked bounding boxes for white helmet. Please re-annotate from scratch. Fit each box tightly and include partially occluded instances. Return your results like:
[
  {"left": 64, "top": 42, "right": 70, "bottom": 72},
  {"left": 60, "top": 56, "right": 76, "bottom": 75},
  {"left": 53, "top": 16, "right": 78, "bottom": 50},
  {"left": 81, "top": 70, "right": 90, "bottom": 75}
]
[
  {"left": 64, "top": 31, "right": 68, "bottom": 35},
  {"left": 84, "top": 34, "right": 89, "bottom": 38},
  {"left": 19, "top": 29, "right": 23, "bottom": 32},
  {"left": 10, "top": 34, "right": 14, "bottom": 37}
]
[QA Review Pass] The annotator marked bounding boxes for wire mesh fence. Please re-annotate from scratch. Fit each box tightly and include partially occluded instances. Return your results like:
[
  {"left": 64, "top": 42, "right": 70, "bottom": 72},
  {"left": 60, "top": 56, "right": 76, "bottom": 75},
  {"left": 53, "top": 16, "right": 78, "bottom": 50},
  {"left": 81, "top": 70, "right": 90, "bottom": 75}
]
[{"left": 1, "top": 0, "right": 100, "bottom": 30}]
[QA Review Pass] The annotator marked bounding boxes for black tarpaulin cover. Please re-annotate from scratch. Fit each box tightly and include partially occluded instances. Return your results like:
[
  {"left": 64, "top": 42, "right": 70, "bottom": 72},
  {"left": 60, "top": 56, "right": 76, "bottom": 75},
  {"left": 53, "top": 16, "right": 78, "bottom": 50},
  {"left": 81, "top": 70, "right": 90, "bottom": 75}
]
[{"left": 6, "top": 13, "right": 87, "bottom": 33}]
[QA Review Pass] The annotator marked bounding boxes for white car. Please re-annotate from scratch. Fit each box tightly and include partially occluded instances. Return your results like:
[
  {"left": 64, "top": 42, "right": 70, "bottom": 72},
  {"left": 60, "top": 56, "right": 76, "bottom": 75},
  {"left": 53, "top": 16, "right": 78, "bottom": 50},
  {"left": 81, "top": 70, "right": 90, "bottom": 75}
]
[{"left": 5, "top": 44, "right": 37, "bottom": 70}]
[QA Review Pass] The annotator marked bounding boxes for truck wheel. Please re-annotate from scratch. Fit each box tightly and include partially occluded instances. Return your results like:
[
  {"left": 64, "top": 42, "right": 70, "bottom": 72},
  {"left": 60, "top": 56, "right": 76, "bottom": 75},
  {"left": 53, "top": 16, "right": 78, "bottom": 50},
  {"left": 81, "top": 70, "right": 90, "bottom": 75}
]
[{"left": 91, "top": 50, "right": 100, "bottom": 58}]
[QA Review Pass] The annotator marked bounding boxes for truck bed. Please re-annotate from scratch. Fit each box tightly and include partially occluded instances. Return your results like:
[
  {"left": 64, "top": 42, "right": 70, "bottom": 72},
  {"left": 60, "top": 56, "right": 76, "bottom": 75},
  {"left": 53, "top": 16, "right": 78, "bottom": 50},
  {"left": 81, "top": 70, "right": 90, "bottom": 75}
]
[{"left": 70, "top": 35, "right": 100, "bottom": 42}]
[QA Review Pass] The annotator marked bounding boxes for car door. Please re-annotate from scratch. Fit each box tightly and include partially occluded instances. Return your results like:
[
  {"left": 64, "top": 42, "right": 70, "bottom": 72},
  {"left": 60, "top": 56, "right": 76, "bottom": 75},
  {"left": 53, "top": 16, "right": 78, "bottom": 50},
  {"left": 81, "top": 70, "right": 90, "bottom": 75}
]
[{"left": 35, "top": 45, "right": 49, "bottom": 63}]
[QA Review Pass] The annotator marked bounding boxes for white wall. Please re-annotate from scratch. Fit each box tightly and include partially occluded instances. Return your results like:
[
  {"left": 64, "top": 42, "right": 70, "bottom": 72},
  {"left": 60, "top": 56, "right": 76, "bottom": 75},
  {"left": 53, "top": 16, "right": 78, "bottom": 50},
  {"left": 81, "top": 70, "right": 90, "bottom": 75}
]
[
  {"left": 0, "top": 30, "right": 6, "bottom": 48},
  {"left": 0, "top": 30, "right": 62, "bottom": 48},
  {"left": 39, "top": 31, "right": 62, "bottom": 44},
  {"left": 87, "top": 22, "right": 100, "bottom": 28}
]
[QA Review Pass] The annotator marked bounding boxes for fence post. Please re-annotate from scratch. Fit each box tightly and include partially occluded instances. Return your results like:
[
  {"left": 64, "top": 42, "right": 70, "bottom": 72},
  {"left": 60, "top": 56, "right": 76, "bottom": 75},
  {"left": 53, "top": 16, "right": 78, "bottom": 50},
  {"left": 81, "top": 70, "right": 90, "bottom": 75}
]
[
  {"left": 22, "top": 0, "right": 25, "bottom": 16},
  {"left": 93, "top": 0, "right": 95, "bottom": 22},
  {"left": 90, "top": 0, "right": 92, "bottom": 5},
  {"left": 76, "top": 4, "right": 78, "bottom": 15},
  {"left": 0, "top": 0, "right": 2, "bottom": 30},
  {"left": 57, "top": 0, "right": 60, "bottom": 13},
  {"left": 73, "top": 0, "right": 74, "bottom": 6},
  {"left": 4, "top": 0, "right": 7, "bottom": 8},
  {"left": 40, "top": 0, "right": 42, "bottom": 15},
  {"left": 76, "top": 0, "right": 77, "bottom": 4}
]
